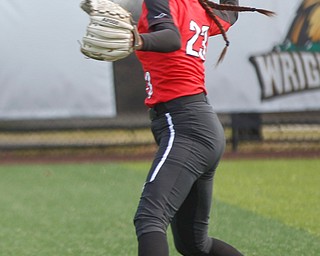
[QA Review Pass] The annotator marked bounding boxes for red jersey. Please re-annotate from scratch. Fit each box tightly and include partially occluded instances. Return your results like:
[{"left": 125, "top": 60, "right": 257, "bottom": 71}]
[{"left": 136, "top": 0, "right": 235, "bottom": 107}]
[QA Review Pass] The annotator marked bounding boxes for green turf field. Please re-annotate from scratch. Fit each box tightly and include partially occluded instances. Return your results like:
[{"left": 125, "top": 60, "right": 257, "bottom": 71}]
[{"left": 0, "top": 159, "right": 319, "bottom": 255}]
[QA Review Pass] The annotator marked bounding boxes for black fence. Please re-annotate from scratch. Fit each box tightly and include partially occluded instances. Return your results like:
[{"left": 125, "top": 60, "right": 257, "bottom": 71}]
[{"left": 0, "top": 111, "right": 319, "bottom": 162}]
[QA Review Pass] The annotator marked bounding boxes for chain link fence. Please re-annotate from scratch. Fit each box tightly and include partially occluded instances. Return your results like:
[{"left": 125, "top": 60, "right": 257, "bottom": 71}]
[{"left": 0, "top": 111, "right": 319, "bottom": 162}]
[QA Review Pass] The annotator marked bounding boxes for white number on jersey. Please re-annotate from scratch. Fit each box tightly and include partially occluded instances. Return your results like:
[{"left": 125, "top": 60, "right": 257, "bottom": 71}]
[
  {"left": 145, "top": 71, "right": 153, "bottom": 99},
  {"left": 186, "top": 20, "right": 209, "bottom": 60}
]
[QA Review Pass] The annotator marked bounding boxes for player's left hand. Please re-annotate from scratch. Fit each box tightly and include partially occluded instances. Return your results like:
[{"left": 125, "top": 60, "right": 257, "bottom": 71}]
[{"left": 80, "top": 0, "right": 141, "bottom": 62}]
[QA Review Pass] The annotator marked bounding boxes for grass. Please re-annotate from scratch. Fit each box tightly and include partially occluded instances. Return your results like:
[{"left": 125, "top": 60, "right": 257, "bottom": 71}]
[
  {"left": 0, "top": 159, "right": 319, "bottom": 255},
  {"left": 214, "top": 160, "right": 320, "bottom": 237}
]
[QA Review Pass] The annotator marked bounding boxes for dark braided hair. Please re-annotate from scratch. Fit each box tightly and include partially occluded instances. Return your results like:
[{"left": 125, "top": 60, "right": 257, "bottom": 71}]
[{"left": 198, "top": 0, "right": 275, "bottom": 64}]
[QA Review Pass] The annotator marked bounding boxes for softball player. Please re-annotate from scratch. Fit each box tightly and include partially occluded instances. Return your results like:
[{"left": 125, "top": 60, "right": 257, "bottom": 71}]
[{"left": 134, "top": 0, "right": 243, "bottom": 255}]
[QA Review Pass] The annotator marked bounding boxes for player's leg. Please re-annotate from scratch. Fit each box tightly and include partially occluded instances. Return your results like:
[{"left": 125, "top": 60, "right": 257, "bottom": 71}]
[
  {"left": 138, "top": 232, "right": 169, "bottom": 256},
  {"left": 171, "top": 169, "right": 244, "bottom": 256},
  {"left": 134, "top": 111, "right": 211, "bottom": 256},
  {"left": 134, "top": 98, "right": 236, "bottom": 256},
  {"left": 134, "top": 141, "right": 200, "bottom": 255},
  {"left": 171, "top": 169, "right": 215, "bottom": 255},
  {"left": 169, "top": 103, "right": 244, "bottom": 256}
]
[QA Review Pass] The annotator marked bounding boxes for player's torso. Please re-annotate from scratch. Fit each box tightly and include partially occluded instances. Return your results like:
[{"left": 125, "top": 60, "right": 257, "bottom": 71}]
[{"left": 136, "top": 0, "right": 217, "bottom": 107}]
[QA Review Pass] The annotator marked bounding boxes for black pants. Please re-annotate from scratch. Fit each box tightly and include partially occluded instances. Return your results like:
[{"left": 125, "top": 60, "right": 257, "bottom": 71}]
[{"left": 134, "top": 94, "right": 226, "bottom": 255}]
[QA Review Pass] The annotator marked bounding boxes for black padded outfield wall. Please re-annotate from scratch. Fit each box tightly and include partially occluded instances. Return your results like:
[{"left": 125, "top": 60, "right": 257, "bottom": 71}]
[{"left": 113, "top": 55, "right": 147, "bottom": 115}]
